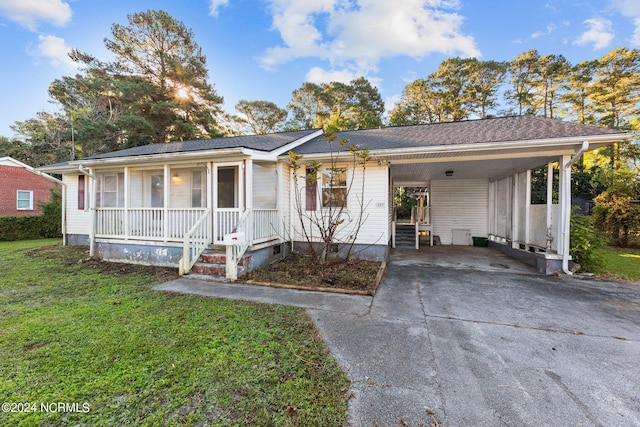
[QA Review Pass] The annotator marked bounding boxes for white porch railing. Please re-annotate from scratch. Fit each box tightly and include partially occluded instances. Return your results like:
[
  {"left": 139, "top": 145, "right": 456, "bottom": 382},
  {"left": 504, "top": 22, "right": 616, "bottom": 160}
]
[
  {"left": 226, "top": 210, "right": 251, "bottom": 281},
  {"left": 412, "top": 206, "right": 431, "bottom": 225},
  {"left": 96, "top": 208, "right": 208, "bottom": 241},
  {"left": 129, "top": 208, "right": 164, "bottom": 239},
  {"left": 179, "top": 209, "right": 212, "bottom": 275},
  {"left": 253, "top": 209, "right": 279, "bottom": 243},
  {"left": 215, "top": 209, "right": 241, "bottom": 244}
]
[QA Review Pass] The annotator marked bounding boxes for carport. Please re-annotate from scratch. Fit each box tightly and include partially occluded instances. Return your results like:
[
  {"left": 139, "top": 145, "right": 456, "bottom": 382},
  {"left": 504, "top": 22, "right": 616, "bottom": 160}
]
[{"left": 380, "top": 116, "right": 631, "bottom": 275}]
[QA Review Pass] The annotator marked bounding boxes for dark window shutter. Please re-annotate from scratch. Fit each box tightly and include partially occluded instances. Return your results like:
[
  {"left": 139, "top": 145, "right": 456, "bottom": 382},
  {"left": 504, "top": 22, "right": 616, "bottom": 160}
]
[
  {"left": 78, "top": 175, "right": 85, "bottom": 210},
  {"left": 305, "top": 169, "right": 317, "bottom": 211}
]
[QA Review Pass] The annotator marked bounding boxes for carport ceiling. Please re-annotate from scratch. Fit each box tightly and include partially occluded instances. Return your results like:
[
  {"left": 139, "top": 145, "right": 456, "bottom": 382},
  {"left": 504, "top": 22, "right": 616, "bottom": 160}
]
[{"left": 390, "top": 155, "right": 557, "bottom": 183}]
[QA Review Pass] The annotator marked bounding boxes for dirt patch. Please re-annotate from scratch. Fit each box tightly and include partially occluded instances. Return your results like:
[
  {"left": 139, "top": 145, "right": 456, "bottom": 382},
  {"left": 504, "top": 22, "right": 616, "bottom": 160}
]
[
  {"left": 244, "top": 254, "right": 382, "bottom": 295},
  {"left": 25, "top": 244, "right": 179, "bottom": 281}
]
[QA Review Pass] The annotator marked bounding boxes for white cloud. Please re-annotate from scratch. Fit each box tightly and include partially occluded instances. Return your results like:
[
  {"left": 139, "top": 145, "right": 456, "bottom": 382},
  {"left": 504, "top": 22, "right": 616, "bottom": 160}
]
[
  {"left": 0, "top": 0, "right": 72, "bottom": 31},
  {"left": 306, "top": 67, "right": 356, "bottom": 84},
  {"left": 209, "top": 0, "right": 230, "bottom": 17},
  {"left": 610, "top": 0, "right": 640, "bottom": 46},
  {"left": 35, "top": 34, "right": 77, "bottom": 69},
  {"left": 531, "top": 24, "right": 556, "bottom": 39},
  {"left": 573, "top": 18, "right": 614, "bottom": 50},
  {"left": 633, "top": 18, "right": 640, "bottom": 46},
  {"left": 259, "top": 0, "right": 480, "bottom": 74}
]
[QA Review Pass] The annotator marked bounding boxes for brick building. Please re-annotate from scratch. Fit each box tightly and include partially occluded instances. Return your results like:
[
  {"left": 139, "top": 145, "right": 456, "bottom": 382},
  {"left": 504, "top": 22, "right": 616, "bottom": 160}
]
[{"left": 0, "top": 157, "right": 62, "bottom": 217}]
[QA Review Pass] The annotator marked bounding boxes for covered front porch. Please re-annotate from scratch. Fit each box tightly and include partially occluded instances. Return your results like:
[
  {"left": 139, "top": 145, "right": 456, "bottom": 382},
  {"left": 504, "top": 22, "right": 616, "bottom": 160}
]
[{"left": 88, "top": 159, "right": 282, "bottom": 277}]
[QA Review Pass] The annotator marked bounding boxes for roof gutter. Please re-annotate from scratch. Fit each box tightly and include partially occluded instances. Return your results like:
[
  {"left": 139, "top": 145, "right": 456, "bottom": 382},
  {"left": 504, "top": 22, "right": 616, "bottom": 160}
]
[{"left": 561, "top": 140, "right": 590, "bottom": 276}]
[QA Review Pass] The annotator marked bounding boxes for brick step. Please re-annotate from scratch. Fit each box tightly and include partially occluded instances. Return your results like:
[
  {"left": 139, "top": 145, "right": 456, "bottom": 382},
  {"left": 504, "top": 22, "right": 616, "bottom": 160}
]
[
  {"left": 198, "top": 252, "right": 247, "bottom": 266},
  {"left": 188, "top": 250, "right": 252, "bottom": 279}
]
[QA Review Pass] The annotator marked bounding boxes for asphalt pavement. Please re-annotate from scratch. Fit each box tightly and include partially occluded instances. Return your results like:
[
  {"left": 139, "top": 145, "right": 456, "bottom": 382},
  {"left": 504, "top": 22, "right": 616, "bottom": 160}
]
[{"left": 155, "top": 246, "right": 640, "bottom": 426}]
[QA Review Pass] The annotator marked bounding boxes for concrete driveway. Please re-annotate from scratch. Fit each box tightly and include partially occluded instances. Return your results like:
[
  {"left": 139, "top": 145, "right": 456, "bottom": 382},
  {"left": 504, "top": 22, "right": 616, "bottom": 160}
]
[
  {"left": 309, "top": 247, "right": 640, "bottom": 426},
  {"left": 155, "top": 246, "right": 640, "bottom": 426}
]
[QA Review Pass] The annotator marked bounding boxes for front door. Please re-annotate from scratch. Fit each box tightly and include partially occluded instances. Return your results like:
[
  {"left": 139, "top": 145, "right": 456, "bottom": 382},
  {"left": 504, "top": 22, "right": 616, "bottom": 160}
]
[{"left": 213, "top": 162, "right": 243, "bottom": 243}]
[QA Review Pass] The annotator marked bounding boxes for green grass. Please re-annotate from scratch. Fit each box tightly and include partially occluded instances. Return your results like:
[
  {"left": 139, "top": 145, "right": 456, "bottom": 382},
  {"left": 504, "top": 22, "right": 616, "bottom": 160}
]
[
  {"left": 593, "top": 246, "right": 640, "bottom": 282},
  {"left": 0, "top": 240, "right": 349, "bottom": 426}
]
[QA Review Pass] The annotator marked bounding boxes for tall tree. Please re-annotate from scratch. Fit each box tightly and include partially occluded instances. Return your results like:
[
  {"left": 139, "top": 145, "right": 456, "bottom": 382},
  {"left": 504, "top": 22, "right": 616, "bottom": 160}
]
[
  {"left": 589, "top": 47, "right": 640, "bottom": 169},
  {"left": 234, "top": 100, "right": 288, "bottom": 134},
  {"left": 10, "top": 112, "right": 72, "bottom": 166},
  {"left": 506, "top": 49, "right": 541, "bottom": 115},
  {"left": 389, "top": 78, "right": 445, "bottom": 125},
  {"left": 286, "top": 77, "right": 384, "bottom": 131},
  {"left": 464, "top": 59, "right": 507, "bottom": 118},
  {"left": 71, "top": 9, "right": 224, "bottom": 146},
  {"left": 427, "top": 57, "right": 471, "bottom": 121},
  {"left": 535, "top": 54, "right": 571, "bottom": 118},
  {"left": 561, "top": 60, "right": 598, "bottom": 124}
]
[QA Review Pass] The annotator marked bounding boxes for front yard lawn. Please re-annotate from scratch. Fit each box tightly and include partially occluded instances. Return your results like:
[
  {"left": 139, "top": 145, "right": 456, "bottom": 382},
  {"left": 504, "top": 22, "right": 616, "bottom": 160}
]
[
  {"left": 593, "top": 246, "right": 640, "bottom": 282},
  {"left": 0, "top": 240, "right": 349, "bottom": 426}
]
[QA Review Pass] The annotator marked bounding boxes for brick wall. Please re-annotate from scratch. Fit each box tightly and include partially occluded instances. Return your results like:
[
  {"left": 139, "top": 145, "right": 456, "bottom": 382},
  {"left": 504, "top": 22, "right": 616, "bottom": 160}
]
[{"left": 0, "top": 165, "right": 59, "bottom": 217}]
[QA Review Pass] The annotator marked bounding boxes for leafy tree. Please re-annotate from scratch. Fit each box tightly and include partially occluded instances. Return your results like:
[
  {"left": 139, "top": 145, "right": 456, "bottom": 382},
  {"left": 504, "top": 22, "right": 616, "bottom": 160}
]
[
  {"left": 233, "top": 100, "right": 288, "bottom": 134},
  {"left": 389, "top": 79, "right": 444, "bottom": 125},
  {"left": 506, "top": 49, "right": 541, "bottom": 115},
  {"left": 49, "top": 67, "right": 125, "bottom": 157},
  {"left": 593, "top": 167, "right": 640, "bottom": 247},
  {"left": 561, "top": 60, "right": 598, "bottom": 124},
  {"left": 465, "top": 59, "right": 508, "bottom": 118},
  {"left": 287, "top": 77, "right": 384, "bottom": 131},
  {"left": 390, "top": 58, "right": 506, "bottom": 124},
  {"left": 427, "top": 57, "right": 471, "bottom": 121},
  {"left": 535, "top": 54, "right": 571, "bottom": 118},
  {"left": 10, "top": 112, "right": 72, "bottom": 166},
  {"left": 52, "top": 9, "right": 224, "bottom": 153},
  {"left": 0, "top": 136, "right": 32, "bottom": 164}
]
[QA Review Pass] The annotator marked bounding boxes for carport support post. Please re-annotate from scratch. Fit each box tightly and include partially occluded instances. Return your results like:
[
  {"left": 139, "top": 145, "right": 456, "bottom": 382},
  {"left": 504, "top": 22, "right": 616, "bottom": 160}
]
[{"left": 558, "top": 154, "right": 572, "bottom": 272}]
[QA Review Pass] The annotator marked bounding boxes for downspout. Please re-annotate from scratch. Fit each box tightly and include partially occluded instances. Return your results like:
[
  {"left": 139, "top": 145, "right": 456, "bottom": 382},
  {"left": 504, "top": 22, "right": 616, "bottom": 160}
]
[{"left": 561, "top": 140, "right": 589, "bottom": 275}]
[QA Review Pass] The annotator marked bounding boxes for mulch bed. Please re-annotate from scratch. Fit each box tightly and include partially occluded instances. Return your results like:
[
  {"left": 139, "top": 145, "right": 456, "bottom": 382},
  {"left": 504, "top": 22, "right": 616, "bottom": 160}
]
[{"left": 243, "top": 253, "right": 384, "bottom": 295}]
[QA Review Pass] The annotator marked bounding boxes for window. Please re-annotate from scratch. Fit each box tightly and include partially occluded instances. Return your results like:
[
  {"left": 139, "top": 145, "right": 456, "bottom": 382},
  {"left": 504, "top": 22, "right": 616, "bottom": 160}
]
[
  {"left": 78, "top": 175, "right": 86, "bottom": 210},
  {"left": 322, "top": 168, "right": 347, "bottom": 208},
  {"left": 151, "top": 174, "right": 164, "bottom": 207},
  {"left": 305, "top": 168, "right": 317, "bottom": 211},
  {"left": 17, "top": 190, "right": 33, "bottom": 210},
  {"left": 191, "top": 170, "right": 202, "bottom": 208},
  {"left": 96, "top": 173, "right": 124, "bottom": 208}
]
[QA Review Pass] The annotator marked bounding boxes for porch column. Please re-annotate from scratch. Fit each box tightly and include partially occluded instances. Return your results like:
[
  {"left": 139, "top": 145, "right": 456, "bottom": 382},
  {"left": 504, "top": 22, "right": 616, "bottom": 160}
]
[
  {"left": 164, "top": 164, "right": 170, "bottom": 242},
  {"left": 511, "top": 173, "right": 519, "bottom": 249},
  {"left": 546, "top": 162, "right": 554, "bottom": 251},
  {"left": 245, "top": 159, "right": 253, "bottom": 243},
  {"left": 206, "top": 163, "right": 212, "bottom": 210},
  {"left": 524, "top": 169, "right": 531, "bottom": 245},
  {"left": 89, "top": 168, "right": 96, "bottom": 257},
  {"left": 558, "top": 154, "right": 572, "bottom": 258},
  {"left": 124, "top": 166, "right": 129, "bottom": 239}
]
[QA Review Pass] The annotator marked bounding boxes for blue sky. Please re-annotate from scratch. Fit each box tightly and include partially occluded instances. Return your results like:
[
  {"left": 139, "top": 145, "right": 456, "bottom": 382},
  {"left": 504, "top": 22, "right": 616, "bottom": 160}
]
[{"left": 0, "top": 0, "right": 639, "bottom": 137}]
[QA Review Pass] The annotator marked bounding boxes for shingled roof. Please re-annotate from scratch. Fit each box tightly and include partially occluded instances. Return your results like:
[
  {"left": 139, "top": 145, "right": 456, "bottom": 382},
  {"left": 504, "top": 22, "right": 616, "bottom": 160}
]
[
  {"left": 83, "top": 128, "right": 321, "bottom": 160},
  {"left": 293, "top": 116, "right": 625, "bottom": 154}
]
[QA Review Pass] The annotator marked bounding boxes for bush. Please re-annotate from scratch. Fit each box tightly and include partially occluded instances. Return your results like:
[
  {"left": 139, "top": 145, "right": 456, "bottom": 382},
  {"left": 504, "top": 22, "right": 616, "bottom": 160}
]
[
  {"left": 570, "top": 212, "right": 605, "bottom": 272},
  {"left": 0, "top": 189, "right": 61, "bottom": 241}
]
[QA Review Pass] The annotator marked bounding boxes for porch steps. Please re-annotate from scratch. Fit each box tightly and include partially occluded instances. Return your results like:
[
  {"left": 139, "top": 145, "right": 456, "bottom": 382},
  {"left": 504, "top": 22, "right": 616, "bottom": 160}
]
[
  {"left": 188, "top": 249, "right": 252, "bottom": 280},
  {"left": 394, "top": 224, "right": 416, "bottom": 248}
]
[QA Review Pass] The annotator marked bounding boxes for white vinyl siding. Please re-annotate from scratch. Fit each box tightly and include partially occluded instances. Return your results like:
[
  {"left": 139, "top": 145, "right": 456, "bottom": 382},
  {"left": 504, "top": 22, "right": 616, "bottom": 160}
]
[
  {"left": 64, "top": 175, "right": 91, "bottom": 235},
  {"left": 253, "top": 162, "right": 277, "bottom": 209},
  {"left": 289, "top": 162, "right": 389, "bottom": 245},
  {"left": 431, "top": 179, "right": 489, "bottom": 245},
  {"left": 168, "top": 168, "right": 206, "bottom": 208}
]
